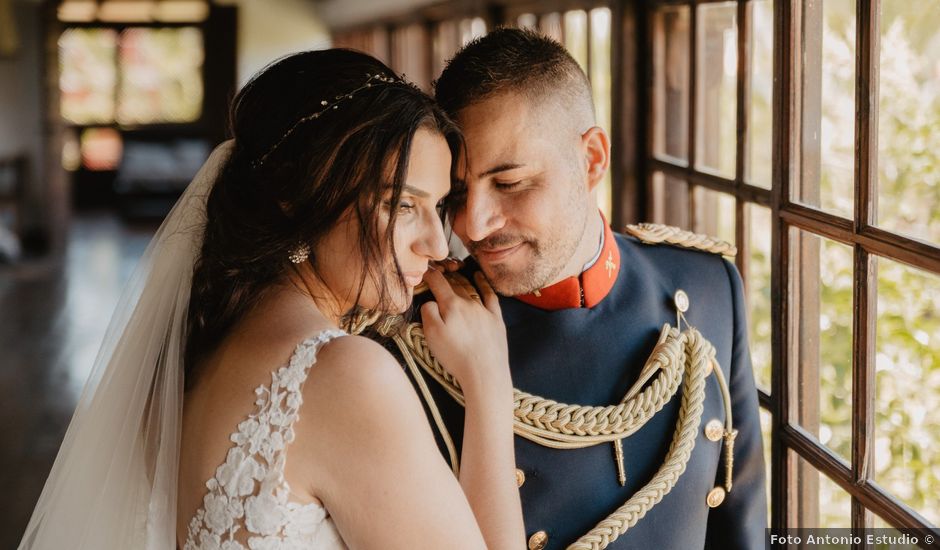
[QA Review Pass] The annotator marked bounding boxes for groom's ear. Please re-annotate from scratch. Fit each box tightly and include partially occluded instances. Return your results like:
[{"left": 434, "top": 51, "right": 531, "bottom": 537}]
[{"left": 581, "top": 126, "right": 610, "bottom": 193}]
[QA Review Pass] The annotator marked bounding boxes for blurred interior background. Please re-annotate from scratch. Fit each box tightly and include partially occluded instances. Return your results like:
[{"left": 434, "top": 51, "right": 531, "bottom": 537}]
[{"left": 0, "top": 0, "right": 938, "bottom": 546}]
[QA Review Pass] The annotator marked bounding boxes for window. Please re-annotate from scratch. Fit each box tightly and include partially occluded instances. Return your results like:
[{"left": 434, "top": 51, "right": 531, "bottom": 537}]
[
  {"left": 58, "top": 25, "right": 205, "bottom": 125},
  {"left": 647, "top": 0, "right": 940, "bottom": 536}
]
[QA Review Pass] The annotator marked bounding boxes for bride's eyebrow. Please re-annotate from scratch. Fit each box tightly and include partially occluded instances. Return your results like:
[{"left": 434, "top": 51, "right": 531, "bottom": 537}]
[{"left": 401, "top": 184, "right": 430, "bottom": 198}]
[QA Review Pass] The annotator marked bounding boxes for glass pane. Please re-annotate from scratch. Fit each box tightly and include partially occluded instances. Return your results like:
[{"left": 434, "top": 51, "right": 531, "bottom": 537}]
[
  {"left": 746, "top": 0, "right": 774, "bottom": 189},
  {"left": 693, "top": 187, "right": 735, "bottom": 246},
  {"left": 117, "top": 27, "right": 203, "bottom": 124},
  {"left": 539, "top": 12, "right": 563, "bottom": 43},
  {"left": 877, "top": 0, "right": 940, "bottom": 245},
  {"left": 469, "top": 17, "right": 486, "bottom": 42},
  {"left": 791, "top": 229, "right": 853, "bottom": 461},
  {"left": 792, "top": 451, "right": 852, "bottom": 527},
  {"left": 650, "top": 172, "right": 690, "bottom": 230},
  {"left": 872, "top": 512, "right": 936, "bottom": 540},
  {"left": 59, "top": 28, "right": 118, "bottom": 124},
  {"left": 872, "top": 514, "right": 932, "bottom": 547},
  {"left": 432, "top": 20, "right": 459, "bottom": 78},
  {"left": 517, "top": 13, "right": 537, "bottom": 30},
  {"left": 590, "top": 7, "right": 613, "bottom": 221},
  {"left": 797, "top": 0, "right": 856, "bottom": 218},
  {"left": 695, "top": 2, "right": 738, "bottom": 178},
  {"left": 458, "top": 17, "right": 486, "bottom": 46},
  {"left": 875, "top": 256, "right": 940, "bottom": 526},
  {"left": 563, "top": 10, "right": 588, "bottom": 72},
  {"left": 652, "top": 5, "right": 690, "bottom": 163},
  {"left": 747, "top": 204, "right": 772, "bottom": 391}
]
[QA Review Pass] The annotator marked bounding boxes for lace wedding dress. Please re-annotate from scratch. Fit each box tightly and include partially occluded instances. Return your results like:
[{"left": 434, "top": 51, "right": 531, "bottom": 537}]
[{"left": 183, "top": 329, "right": 349, "bottom": 550}]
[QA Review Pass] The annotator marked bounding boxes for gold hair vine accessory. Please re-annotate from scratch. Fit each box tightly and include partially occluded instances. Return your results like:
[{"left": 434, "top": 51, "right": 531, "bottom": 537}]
[{"left": 252, "top": 72, "right": 401, "bottom": 169}]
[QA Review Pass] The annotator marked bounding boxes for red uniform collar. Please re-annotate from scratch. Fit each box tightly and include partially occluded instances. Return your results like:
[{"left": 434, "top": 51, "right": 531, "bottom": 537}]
[{"left": 514, "top": 215, "right": 620, "bottom": 310}]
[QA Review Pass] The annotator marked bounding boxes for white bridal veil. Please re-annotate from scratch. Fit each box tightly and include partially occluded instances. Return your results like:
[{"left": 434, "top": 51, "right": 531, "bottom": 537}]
[{"left": 19, "top": 141, "right": 233, "bottom": 549}]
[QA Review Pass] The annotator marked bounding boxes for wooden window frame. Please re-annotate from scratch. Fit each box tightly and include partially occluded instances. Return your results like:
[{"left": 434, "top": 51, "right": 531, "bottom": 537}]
[{"left": 645, "top": 0, "right": 940, "bottom": 545}]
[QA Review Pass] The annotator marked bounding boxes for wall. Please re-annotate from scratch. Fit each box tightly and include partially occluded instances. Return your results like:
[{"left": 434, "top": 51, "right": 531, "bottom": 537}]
[
  {"left": 220, "top": 0, "right": 331, "bottom": 87},
  {"left": 0, "top": 0, "right": 46, "bottom": 249},
  {"left": 316, "top": 0, "right": 442, "bottom": 29}
]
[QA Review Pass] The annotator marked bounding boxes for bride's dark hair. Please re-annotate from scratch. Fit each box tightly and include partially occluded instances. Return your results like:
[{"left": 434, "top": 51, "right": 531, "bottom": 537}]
[{"left": 185, "top": 49, "right": 461, "bottom": 386}]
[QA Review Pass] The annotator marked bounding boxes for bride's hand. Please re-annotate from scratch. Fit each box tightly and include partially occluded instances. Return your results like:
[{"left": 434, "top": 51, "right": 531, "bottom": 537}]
[
  {"left": 420, "top": 269, "right": 511, "bottom": 397},
  {"left": 431, "top": 256, "right": 464, "bottom": 273}
]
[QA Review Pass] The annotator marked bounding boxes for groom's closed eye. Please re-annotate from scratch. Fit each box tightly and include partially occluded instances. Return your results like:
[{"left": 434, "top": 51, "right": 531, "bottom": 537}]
[{"left": 494, "top": 180, "right": 523, "bottom": 190}]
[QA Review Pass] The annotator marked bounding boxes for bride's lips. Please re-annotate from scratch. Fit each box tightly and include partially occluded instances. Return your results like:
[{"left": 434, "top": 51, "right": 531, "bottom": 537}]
[
  {"left": 403, "top": 271, "right": 426, "bottom": 287},
  {"left": 475, "top": 242, "right": 524, "bottom": 262}
]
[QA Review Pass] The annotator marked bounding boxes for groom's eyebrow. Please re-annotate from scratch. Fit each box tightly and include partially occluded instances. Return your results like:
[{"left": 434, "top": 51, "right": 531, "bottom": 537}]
[{"left": 478, "top": 162, "right": 525, "bottom": 178}]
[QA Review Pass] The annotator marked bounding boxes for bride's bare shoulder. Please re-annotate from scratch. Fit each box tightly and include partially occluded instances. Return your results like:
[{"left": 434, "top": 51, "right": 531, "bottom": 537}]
[
  {"left": 217, "top": 287, "right": 408, "bottom": 393},
  {"left": 197, "top": 287, "right": 345, "bottom": 388},
  {"left": 304, "top": 336, "right": 414, "bottom": 403}
]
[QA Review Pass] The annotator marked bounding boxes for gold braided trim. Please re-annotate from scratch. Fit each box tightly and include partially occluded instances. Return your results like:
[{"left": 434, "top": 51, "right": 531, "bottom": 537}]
[
  {"left": 389, "top": 319, "right": 721, "bottom": 550},
  {"left": 567, "top": 330, "right": 709, "bottom": 550},
  {"left": 394, "top": 323, "right": 687, "bottom": 448},
  {"left": 346, "top": 309, "right": 382, "bottom": 335},
  {"left": 624, "top": 222, "right": 737, "bottom": 256}
]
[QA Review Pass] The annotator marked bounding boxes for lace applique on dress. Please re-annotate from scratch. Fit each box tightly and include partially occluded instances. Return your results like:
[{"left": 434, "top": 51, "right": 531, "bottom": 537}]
[{"left": 184, "top": 329, "right": 348, "bottom": 550}]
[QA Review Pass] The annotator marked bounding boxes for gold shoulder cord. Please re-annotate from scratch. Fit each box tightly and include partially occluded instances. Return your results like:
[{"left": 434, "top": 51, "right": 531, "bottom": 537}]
[
  {"left": 623, "top": 222, "right": 738, "bottom": 256},
  {"left": 352, "top": 225, "right": 738, "bottom": 550}
]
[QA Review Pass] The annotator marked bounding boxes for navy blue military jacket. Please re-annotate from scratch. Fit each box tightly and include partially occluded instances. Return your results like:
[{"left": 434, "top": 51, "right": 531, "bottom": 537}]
[{"left": 404, "top": 232, "right": 767, "bottom": 549}]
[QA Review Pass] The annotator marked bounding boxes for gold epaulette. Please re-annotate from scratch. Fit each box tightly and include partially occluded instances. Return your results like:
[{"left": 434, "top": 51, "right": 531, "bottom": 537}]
[{"left": 623, "top": 222, "right": 737, "bottom": 256}]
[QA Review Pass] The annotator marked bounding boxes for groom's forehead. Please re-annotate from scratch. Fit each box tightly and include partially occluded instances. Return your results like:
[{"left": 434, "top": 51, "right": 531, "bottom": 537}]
[
  {"left": 458, "top": 92, "right": 529, "bottom": 126},
  {"left": 456, "top": 93, "right": 557, "bottom": 151}
]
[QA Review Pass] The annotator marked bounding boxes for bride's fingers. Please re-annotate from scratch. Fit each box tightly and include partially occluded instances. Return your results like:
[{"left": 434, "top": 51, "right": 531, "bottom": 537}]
[
  {"left": 473, "top": 271, "right": 502, "bottom": 316},
  {"left": 420, "top": 300, "right": 443, "bottom": 330},
  {"left": 422, "top": 267, "right": 456, "bottom": 308},
  {"left": 431, "top": 257, "right": 463, "bottom": 273}
]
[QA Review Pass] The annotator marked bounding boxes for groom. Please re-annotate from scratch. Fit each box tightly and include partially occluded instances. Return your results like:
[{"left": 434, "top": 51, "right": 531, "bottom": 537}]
[{"left": 410, "top": 28, "right": 766, "bottom": 549}]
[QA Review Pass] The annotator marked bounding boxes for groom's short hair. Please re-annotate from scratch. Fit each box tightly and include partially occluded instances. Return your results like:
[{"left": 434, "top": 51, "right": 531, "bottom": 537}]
[{"left": 434, "top": 27, "right": 595, "bottom": 128}]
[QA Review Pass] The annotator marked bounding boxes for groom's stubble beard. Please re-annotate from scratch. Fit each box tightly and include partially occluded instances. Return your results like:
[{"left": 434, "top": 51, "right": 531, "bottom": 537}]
[{"left": 467, "top": 172, "right": 590, "bottom": 298}]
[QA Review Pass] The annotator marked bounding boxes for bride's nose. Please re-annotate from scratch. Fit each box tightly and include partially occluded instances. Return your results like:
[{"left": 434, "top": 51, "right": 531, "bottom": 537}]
[{"left": 413, "top": 213, "right": 449, "bottom": 261}]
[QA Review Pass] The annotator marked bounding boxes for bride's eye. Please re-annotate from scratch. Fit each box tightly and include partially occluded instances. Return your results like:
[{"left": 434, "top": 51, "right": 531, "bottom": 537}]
[{"left": 381, "top": 199, "right": 415, "bottom": 214}]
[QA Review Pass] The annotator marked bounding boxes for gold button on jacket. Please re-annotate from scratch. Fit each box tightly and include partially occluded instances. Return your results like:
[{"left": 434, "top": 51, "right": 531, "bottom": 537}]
[
  {"left": 528, "top": 530, "right": 548, "bottom": 550},
  {"left": 705, "top": 419, "right": 724, "bottom": 442},
  {"left": 706, "top": 487, "right": 726, "bottom": 508}
]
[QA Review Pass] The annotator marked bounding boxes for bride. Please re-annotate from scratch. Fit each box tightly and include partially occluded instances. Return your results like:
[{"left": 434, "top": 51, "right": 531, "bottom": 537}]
[{"left": 19, "top": 49, "right": 524, "bottom": 549}]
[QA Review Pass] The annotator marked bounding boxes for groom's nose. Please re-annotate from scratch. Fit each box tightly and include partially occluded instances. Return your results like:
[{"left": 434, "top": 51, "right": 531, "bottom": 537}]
[{"left": 460, "top": 186, "right": 506, "bottom": 243}]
